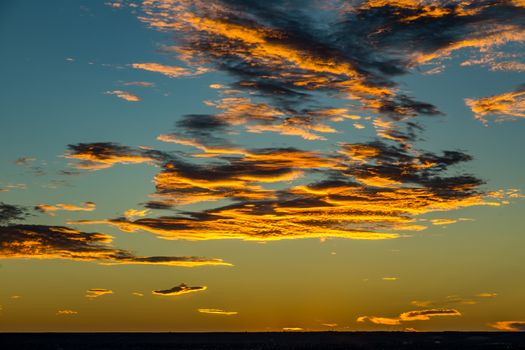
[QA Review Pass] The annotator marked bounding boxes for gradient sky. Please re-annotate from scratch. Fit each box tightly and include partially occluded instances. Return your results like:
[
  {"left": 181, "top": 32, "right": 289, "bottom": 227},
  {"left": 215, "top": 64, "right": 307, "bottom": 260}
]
[{"left": 1, "top": 0, "right": 525, "bottom": 332}]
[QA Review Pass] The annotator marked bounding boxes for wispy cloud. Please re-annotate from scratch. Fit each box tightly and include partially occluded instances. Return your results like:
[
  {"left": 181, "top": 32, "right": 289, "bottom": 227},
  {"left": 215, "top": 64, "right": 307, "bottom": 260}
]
[
  {"left": 123, "top": 81, "right": 155, "bottom": 87},
  {"left": 382, "top": 277, "right": 398, "bottom": 281},
  {"left": 123, "top": 209, "right": 149, "bottom": 220},
  {"left": 132, "top": 63, "right": 208, "bottom": 78},
  {"left": 105, "top": 90, "right": 141, "bottom": 102},
  {"left": 56, "top": 309, "right": 78, "bottom": 316},
  {"left": 282, "top": 327, "right": 304, "bottom": 332},
  {"left": 358, "top": 308, "right": 461, "bottom": 326},
  {"left": 35, "top": 202, "right": 96, "bottom": 216},
  {"left": 14, "top": 157, "right": 35, "bottom": 166},
  {"left": 490, "top": 321, "right": 525, "bottom": 331},
  {"left": 466, "top": 85, "right": 525, "bottom": 123},
  {"left": 410, "top": 292, "right": 498, "bottom": 308},
  {"left": 86, "top": 288, "right": 113, "bottom": 299},
  {"left": 198, "top": 308, "right": 238, "bottom": 315}
]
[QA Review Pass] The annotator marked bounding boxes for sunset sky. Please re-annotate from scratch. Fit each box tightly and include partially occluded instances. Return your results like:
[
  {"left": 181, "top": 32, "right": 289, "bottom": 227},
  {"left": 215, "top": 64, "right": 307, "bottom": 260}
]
[{"left": 1, "top": 0, "right": 525, "bottom": 332}]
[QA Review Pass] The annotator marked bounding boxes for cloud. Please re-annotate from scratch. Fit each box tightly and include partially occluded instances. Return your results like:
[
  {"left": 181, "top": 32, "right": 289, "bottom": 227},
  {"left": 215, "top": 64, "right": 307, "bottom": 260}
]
[
  {"left": 124, "top": 209, "right": 150, "bottom": 220},
  {"left": 35, "top": 202, "right": 96, "bottom": 216},
  {"left": 123, "top": 81, "right": 155, "bottom": 87},
  {"left": 152, "top": 283, "right": 207, "bottom": 296},
  {"left": 358, "top": 308, "right": 461, "bottom": 325},
  {"left": 322, "top": 323, "right": 338, "bottom": 328},
  {"left": 132, "top": 63, "right": 208, "bottom": 78},
  {"left": 71, "top": 139, "right": 513, "bottom": 242},
  {"left": 135, "top": 0, "right": 525, "bottom": 125},
  {"left": 490, "top": 321, "right": 525, "bottom": 331},
  {"left": 466, "top": 85, "right": 525, "bottom": 123},
  {"left": 0, "top": 203, "right": 31, "bottom": 225},
  {"left": 60, "top": 1, "right": 524, "bottom": 244},
  {"left": 86, "top": 288, "right": 113, "bottom": 298},
  {"left": 410, "top": 294, "right": 495, "bottom": 308},
  {"left": 0, "top": 222, "right": 230, "bottom": 267},
  {"left": 105, "top": 90, "right": 141, "bottom": 102},
  {"left": 431, "top": 218, "right": 458, "bottom": 225},
  {"left": 64, "top": 142, "right": 159, "bottom": 170},
  {"left": 476, "top": 292, "right": 498, "bottom": 298},
  {"left": 198, "top": 308, "right": 238, "bottom": 315},
  {"left": 14, "top": 157, "right": 35, "bottom": 166},
  {"left": 282, "top": 327, "right": 304, "bottom": 332},
  {"left": 0, "top": 183, "right": 27, "bottom": 193},
  {"left": 56, "top": 310, "right": 78, "bottom": 315},
  {"left": 382, "top": 277, "right": 398, "bottom": 281}
]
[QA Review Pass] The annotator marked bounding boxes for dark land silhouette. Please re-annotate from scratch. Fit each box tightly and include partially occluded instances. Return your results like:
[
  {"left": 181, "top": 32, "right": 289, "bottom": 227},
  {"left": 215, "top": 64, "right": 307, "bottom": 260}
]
[{"left": 1, "top": 332, "right": 524, "bottom": 349}]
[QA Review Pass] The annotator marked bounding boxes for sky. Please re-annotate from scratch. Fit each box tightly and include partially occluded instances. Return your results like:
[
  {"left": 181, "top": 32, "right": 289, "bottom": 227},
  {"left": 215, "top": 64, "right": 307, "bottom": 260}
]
[{"left": 1, "top": 0, "right": 525, "bottom": 332}]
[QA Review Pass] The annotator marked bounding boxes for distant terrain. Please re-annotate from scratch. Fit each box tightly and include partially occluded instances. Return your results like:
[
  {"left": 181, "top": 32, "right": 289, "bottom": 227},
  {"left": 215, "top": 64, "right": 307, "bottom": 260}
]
[{"left": 1, "top": 332, "right": 524, "bottom": 349}]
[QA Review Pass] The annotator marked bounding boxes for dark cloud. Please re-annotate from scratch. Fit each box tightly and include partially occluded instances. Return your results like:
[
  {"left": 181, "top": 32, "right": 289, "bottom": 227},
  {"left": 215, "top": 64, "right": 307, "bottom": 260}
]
[
  {"left": 71, "top": 137, "right": 508, "bottom": 241},
  {"left": 0, "top": 203, "right": 31, "bottom": 225},
  {"left": 0, "top": 219, "right": 230, "bottom": 266},
  {"left": 65, "top": 142, "right": 165, "bottom": 170},
  {"left": 62, "top": 1, "right": 521, "bottom": 242},
  {"left": 152, "top": 283, "right": 207, "bottom": 296}
]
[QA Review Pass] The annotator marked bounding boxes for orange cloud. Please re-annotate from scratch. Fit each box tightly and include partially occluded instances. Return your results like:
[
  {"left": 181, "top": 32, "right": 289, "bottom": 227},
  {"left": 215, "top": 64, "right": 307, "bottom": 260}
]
[
  {"left": 358, "top": 308, "right": 461, "bottom": 325},
  {"left": 0, "top": 224, "right": 230, "bottom": 267},
  {"left": 35, "top": 202, "right": 96, "bottom": 216},
  {"left": 65, "top": 143, "right": 156, "bottom": 170},
  {"left": 105, "top": 90, "right": 141, "bottom": 102},
  {"left": 124, "top": 209, "right": 150, "bottom": 220},
  {"left": 490, "top": 321, "right": 525, "bottom": 331},
  {"left": 466, "top": 88, "right": 525, "bottom": 123},
  {"left": 282, "top": 327, "right": 304, "bottom": 332}
]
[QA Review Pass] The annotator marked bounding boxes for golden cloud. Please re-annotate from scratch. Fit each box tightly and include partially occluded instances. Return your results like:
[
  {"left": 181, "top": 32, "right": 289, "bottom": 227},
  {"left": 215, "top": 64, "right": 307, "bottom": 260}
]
[
  {"left": 490, "top": 321, "right": 525, "bottom": 331},
  {"left": 466, "top": 87, "right": 525, "bottom": 123},
  {"left": 198, "top": 308, "right": 238, "bottom": 315},
  {"left": 35, "top": 202, "right": 96, "bottom": 216},
  {"left": 56, "top": 310, "right": 78, "bottom": 315},
  {"left": 358, "top": 308, "right": 461, "bottom": 325},
  {"left": 86, "top": 288, "right": 113, "bottom": 299}
]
